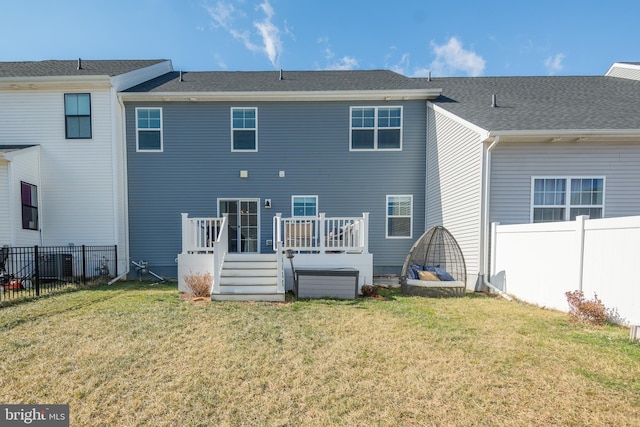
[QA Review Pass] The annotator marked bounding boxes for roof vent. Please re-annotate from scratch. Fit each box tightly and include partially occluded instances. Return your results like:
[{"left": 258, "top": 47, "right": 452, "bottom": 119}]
[
  {"left": 279, "top": 69, "right": 283, "bottom": 80},
  {"left": 491, "top": 94, "right": 497, "bottom": 108},
  {"left": 77, "top": 58, "right": 82, "bottom": 70},
  {"left": 428, "top": 71, "right": 432, "bottom": 82},
  {"left": 179, "top": 71, "right": 183, "bottom": 82}
]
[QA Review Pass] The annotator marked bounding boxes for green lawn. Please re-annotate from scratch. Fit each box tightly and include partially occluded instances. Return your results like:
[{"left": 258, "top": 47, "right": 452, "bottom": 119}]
[{"left": 1, "top": 282, "right": 639, "bottom": 426}]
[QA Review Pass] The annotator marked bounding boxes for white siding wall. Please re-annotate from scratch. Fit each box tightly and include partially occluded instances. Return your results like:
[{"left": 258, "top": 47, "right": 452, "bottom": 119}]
[
  {"left": 490, "top": 141, "right": 640, "bottom": 224},
  {"left": 0, "top": 89, "right": 116, "bottom": 246},
  {"left": 605, "top": 64, "right": 640, "bottom": 81},
  {"left": 9, "top": 148, "right": 41, "bottom": 246},
  {"left": 0, "top": 161, "right": 9, "bottom": 245},
  {"left": 110, "top": 61, "right": 173, "bottom": 91},
  {"left": 426, "top": 107, "right": 484, "bottom": 288}
]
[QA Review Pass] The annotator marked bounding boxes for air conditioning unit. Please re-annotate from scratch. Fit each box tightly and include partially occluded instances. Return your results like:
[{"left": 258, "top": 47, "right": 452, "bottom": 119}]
[{"left": 38, "top": 253, "right": 73, "bottom": 280}]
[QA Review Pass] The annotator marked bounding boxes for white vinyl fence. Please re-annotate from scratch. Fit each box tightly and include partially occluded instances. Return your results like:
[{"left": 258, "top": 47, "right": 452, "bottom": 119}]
[{"left": 491, "top": 215, "right": 640, "bottom": 325}]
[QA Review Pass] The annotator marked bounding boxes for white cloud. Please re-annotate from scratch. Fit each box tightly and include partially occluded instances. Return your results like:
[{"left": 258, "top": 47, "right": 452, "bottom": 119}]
[
  {"left": 429, "top": 37, "right": 486, "bottom": 77},
  {"left": 317, "top": 37, "right": 358, "bottom": 70},
  {"left": 410, "top": 67, "right": 431, "bottom": 78},
  {"left": 213, "top": 53, "right": 228, "bottom": 69},
  {"left": 326, "top": 56, "right": 359, "bottom": 70},
  {"left": 203, "top": 0, "right": 284, "bottom": 68},
  {"left": 204, "top": 1, "right": 236, "bottom": 29},
  {"left": 544, "top": 53, "right": 565, "bottom": 75},
  {"left": 393, "top": 53, "right": 410, "bottom": 75},
  {"left": 254, "top": 0, "right": 281, "bottom": 67}
]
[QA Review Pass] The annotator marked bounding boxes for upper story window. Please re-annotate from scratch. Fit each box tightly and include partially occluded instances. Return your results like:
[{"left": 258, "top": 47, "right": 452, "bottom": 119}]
[
  {"left": 232, "top": 108, "right": 257, "bottom": 151},
  {"left": 350, "top": 106, "right": 402, "bottom": 151},
  {"left": 532, "top": 177, "right": 604, "bottom": 223},
  {"left": 64, "top": 93, "right": 91, "bottom": 139},
  {"left": 21, "top": 182, "right": 38, "bottom": 230},
  {"left": 292, "top": 196, "right": 318, "bottom": 217},
  {"left": 386, "top": 195, "right": 412, "bottom": 238},
  {"left": 136, "top": 108, "right": 163, "bottom": 152}
]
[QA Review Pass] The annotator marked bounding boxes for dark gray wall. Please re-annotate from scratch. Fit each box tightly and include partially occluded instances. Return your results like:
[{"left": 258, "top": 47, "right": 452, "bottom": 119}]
[{"left": 125, "top": 100, "right": 427, "bottom": 277}]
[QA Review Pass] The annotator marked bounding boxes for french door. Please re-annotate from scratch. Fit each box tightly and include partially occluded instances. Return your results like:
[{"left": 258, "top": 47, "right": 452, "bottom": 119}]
[{"left": 218, "top": 199, "right": 259, "bottom": 253}]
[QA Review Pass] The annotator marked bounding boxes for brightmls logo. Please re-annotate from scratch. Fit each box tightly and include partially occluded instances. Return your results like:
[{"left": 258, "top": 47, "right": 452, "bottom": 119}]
[{"left": 1, "top": 405, "right": 68, "bottom": 426}]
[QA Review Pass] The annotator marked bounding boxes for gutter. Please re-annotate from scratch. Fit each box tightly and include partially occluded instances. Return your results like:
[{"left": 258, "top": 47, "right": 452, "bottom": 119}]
[
  {"left": 479, "top": 135, "right": 512, "bottom": 301},
  {"left": 119, "top": 88, "right": 443, "bottom": 103}
]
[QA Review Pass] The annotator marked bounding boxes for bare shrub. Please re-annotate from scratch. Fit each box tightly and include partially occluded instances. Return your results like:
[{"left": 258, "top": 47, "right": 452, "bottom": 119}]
[
  {"left": 565, "top": 290, "right": 610, "bottom": 326},
  {"left": 183, "top": 271, "right": 212, "bottom": 298}
]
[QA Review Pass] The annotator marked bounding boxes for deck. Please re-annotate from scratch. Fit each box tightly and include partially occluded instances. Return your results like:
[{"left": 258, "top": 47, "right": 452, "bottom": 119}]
[{"left": 177, "top": 213, "right": 373, "bottom": 301}]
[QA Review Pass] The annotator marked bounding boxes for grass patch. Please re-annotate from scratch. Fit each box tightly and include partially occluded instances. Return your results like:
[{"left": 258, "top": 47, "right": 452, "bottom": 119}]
[{"left": 1, "top": 282, "right": 639, "bottom": 426}]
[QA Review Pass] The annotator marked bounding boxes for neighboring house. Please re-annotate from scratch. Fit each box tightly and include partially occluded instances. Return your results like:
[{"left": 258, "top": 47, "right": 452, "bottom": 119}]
[
  {"left": 0, "top": 59, "right": 173, "bottom": 275},
  {"left": 422, "top": 62, "right": 640, "bottom": 290},
  {"left": 119, "top": 70, "right": 442, "bottom": 296}
]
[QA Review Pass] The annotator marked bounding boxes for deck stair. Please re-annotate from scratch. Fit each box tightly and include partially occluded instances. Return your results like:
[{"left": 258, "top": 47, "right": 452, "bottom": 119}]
[{"left": 214, "top": 253, "right": 283, "bottom": 302}]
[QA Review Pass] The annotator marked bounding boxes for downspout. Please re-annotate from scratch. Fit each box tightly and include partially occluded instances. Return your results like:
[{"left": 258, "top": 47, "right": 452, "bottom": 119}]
[
  {"left": 116, "top": 95, "right": 130, "bottom": 279},
  {"left": 479, "top": 135, "right": 512, "bottom": 300}
]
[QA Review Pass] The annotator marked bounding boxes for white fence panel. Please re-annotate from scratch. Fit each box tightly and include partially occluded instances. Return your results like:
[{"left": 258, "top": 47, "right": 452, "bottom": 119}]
[
  {"left": 581, "top": 216, "right": 640, "bottom": 325},
  {"left": 492, "top": 216, "right": 640, "bottom": 325}
]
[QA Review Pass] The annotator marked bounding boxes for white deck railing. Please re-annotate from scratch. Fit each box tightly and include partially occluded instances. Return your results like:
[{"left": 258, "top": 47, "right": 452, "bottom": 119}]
[
  {"left": 181, "top": 213, "right": 225, "bottom": 254},
  {"left": 273, "top": 212, "right": 369, "bottom": 254},
  {"left": 180, "top": 213, "right": 227, "bottom": 294}
]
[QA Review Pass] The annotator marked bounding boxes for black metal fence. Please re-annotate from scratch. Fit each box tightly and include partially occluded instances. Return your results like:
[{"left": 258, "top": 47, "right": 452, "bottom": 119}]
[{"left": 0, "top": 245, "right": 117, "bottom": 301}]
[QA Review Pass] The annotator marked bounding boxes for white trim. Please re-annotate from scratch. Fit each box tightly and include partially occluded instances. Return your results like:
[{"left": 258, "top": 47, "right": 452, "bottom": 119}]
[
  {"left": 349, "top": 106, "right": 403, "bottom": 151},
  {"left": 230, "top": 107, "right": 258, "bottom": 152},
  {"left": 428, "top": 102, "right": 490, "bottom": 138},
  {"left": 217, "top": 198, "right": 261, "bottom": 254},
  {"left": 118, "top": 88, "right": 443, "bottom": 103},
  {"left": 386, "top": 194, "right": 413, "bottom": 239},
  {"left": 487, "top": 129, "right": 640, "bottom": 142},
  {"left": 530, "top": 176, "right": 606, "bottom": 223},
  {"left": 135, "top": 107, "right": 163, "bottom": 152},
  {"left": 291, "top": 195, "right": 318, "bottom": 217},
  {"left": 0, "top": 75, "right": 112, "bottom": 91},
  {"left": 605, "top": 62, "right": 640, "bottom": 76}
]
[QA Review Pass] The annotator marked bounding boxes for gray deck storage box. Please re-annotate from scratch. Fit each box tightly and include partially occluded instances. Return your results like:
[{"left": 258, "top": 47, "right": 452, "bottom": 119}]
[{"left": 294, "top": 267, "right": 359, "bottom": 299}]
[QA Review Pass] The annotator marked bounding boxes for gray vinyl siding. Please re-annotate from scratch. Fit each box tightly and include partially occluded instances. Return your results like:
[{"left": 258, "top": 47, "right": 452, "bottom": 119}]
[
  {"left": 426, "top": 107, "right": 483, "bottom": 288},
  {"left": 125, "top": 100, "right": 427, "bottom": 276},
  {"left": 490, "top": 141, "right": 640, "bottom": 224}
]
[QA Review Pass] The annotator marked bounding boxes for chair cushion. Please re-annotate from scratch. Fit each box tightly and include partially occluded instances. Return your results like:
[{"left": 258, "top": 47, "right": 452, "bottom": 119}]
[{"left": 418, "top": 270, "right": 440, "bottom": 281}]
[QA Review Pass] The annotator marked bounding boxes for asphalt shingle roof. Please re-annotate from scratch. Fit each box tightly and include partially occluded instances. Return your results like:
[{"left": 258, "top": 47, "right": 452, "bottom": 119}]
[
  {"left": 0, "top": 145, "right": 36, "bottom": 153},
  {"left": 420, "top": 75, "right": 640, "bottom": 131},
  {"left": 0, "top": 59, "right": 168, "bottom": 78},
  {"left": 124, "top": 70, "right": 430, "bottom": 93}
]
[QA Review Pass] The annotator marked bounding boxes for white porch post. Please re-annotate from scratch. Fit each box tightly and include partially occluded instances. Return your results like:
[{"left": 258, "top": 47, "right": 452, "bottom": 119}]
[
  {"left": 319, "top": 213, "right": 326, "bottom": 253},
  {"left": 362, "top": 212, "right": 369, "bottom": 253},
  {"left": 181, "top": 213, "right": 189, "bottom": 254},
  {"left": 274, "top": 213, "right": 282, "bottom": 250}
]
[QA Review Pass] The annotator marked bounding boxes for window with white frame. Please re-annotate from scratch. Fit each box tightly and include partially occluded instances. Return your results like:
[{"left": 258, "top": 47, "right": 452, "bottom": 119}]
[
  {"left": 231, "top": 107, "right": 257, "bottom": 151},
  {"left": 136, "top": 108, "right": 163, "bottom": 151},
  {"left": 65, "top": 93, "right": 91, "bottom": 139},
  {"left": 292, "top": 196, "right": 317, "bottom": 217},
  {"left": 386, "top": 195, "right": 412, "bottom": 238},
  {"left": 532, "top": 177, "right": 604, "bottom": 223},
  {"left": 350, "top": 106, "right": 402, "bottom": 150}
]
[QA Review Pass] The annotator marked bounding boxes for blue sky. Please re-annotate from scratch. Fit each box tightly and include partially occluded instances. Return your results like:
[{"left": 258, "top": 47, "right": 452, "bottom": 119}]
[{"left": 2, "top": 0, "right": 638, "bottom": 77}]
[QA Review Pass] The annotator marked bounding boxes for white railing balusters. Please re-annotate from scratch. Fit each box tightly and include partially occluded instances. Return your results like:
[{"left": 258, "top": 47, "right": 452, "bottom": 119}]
[{"left": 274, "top": 213, "right": 369, "bottom": 254}]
